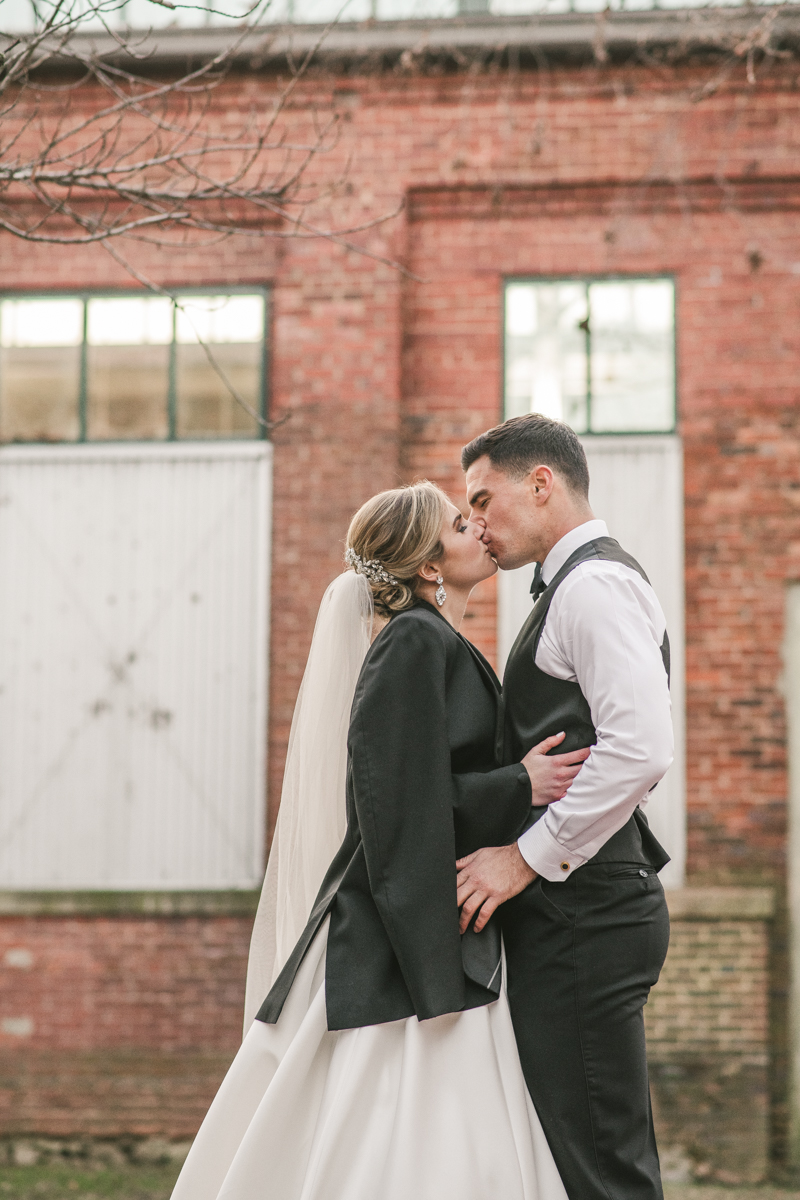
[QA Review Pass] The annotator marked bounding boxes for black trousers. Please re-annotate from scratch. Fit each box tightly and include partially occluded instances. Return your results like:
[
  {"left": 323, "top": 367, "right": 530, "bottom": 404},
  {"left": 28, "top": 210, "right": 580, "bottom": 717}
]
[{"left": 501, "top": 862, "right": 670, "bottom": 1200}]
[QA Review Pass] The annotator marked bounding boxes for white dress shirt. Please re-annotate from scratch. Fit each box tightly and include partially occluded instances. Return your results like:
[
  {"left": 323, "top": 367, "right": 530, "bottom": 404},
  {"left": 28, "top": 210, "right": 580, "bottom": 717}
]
[{"left": 516, "top": 519, "right": 674, "bottom": 882}]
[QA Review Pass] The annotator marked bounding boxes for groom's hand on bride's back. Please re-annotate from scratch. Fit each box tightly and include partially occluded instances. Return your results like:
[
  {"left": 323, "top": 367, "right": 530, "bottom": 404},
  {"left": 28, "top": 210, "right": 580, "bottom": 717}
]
[
  {"left": 522, "top": 732, "right": 591, "bottom": 804},
  {"left": 456, "top": 845, "right": 537, "bottom": 934}
]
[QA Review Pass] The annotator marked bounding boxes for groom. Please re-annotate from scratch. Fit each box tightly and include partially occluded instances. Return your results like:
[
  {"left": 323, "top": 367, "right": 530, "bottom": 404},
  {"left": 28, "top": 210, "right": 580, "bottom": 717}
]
[{"left": 457, "top": 413, "right": 673, "bottom": 1200}]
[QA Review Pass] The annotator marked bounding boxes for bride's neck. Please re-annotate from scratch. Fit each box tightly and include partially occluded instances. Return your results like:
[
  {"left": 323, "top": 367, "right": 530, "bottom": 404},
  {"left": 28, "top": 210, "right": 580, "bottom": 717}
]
[
  {"left": 370, "top": 614, "right": 389, "bottom": 644},
  {"left": 415, "top": 583, "right": 471, "bottom": 631}
]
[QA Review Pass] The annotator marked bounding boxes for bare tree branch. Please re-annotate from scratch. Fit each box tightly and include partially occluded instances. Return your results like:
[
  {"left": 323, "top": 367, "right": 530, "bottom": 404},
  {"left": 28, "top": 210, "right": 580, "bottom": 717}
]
[
  {"left": 0, "top": 0, "right": 408, "bottom": 430},
  {"left": 0, "top": 0, "right": 400, "bottom": 249}
]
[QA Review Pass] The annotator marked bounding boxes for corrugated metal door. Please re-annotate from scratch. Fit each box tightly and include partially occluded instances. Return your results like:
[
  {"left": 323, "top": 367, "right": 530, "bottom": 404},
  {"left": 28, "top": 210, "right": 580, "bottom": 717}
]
[
  {"left": 498, "top": 434, "right": 686, "bottom": 887},
  {"left": 0, "top": 442, "right": 270, "bottom": 890}
]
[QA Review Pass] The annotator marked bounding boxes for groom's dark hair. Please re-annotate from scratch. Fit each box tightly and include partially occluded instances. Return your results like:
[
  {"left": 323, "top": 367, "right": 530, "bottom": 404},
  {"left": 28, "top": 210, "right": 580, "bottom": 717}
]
[{"left": 461, "top": 413, "right": 590, "bottom": 498}]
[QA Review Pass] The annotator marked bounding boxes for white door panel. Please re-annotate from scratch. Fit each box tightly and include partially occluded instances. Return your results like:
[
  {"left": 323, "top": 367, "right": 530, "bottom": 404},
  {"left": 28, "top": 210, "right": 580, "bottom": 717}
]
[
  {"left": 0, "top": 442, "right": 270, "bottom": 889},
  {"left": 498, "top": 435, "right": 686, "bottom": 887}
]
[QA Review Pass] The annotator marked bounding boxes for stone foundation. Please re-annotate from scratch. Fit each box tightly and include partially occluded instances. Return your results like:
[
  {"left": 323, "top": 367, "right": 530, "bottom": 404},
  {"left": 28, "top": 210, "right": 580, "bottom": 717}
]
[
  {"left": 0, "top": 1134, "right": 190, "bottom": 1169},
  {"left": 646, "top": 887, "right": 775, "bottom": 1185},
  {"left": 0, "top": 885, "right": 777, "bottom": 1181}
]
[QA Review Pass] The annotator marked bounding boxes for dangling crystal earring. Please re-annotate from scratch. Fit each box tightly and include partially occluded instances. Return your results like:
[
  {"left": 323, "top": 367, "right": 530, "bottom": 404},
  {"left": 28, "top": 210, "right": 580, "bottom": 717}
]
[{"left": 435, "top": 575, "right": 446, "bottom": 607}]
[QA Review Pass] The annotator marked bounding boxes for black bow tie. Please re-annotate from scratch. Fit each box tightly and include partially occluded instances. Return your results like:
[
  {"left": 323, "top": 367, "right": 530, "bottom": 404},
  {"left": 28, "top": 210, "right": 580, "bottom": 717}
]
[{"left": 530, "top": 563, "right": 546, "bottom": 602}]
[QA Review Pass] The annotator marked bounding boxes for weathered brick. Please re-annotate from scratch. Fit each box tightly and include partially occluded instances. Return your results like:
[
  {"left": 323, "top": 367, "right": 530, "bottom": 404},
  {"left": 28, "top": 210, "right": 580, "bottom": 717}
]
[{"left": 0, "top": 52, "right": 796, "bottom": 1159}]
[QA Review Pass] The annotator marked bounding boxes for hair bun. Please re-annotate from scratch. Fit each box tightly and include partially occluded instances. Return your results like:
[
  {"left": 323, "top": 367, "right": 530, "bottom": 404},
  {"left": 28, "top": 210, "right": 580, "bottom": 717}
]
[{"left": 369, "top": 579, "right": 415, "bottom": 619}]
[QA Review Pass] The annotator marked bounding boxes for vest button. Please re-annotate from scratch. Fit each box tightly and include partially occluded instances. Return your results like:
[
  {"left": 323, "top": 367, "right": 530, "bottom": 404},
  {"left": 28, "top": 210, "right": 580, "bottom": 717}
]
[
  {"left": 560, "top": 862, "right": 570, "bottom": 872},
  {"left": 639, "top": 869, "right": 648, "bottom": 877}
]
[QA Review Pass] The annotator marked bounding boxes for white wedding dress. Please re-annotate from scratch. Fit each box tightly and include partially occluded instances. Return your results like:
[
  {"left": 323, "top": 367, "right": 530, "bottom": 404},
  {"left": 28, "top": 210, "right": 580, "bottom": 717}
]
[
  {"left": 170, "top": 572, "right": 568, "bottom": 1200},
  {"left": 172, "top": 918, "right": 567, "bottom": 1200}
]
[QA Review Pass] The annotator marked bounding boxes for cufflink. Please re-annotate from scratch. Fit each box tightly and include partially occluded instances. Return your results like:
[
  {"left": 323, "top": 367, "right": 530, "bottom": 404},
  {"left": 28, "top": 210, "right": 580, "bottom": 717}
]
[{"left": 560, "top": 861, "right": 570, "bottom": 872}]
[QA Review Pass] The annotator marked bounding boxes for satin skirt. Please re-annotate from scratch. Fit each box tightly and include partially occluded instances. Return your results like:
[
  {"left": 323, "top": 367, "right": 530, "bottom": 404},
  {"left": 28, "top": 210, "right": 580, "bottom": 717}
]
[{"left": 171, "top": 918, "right": 567, "bottom": 1200}]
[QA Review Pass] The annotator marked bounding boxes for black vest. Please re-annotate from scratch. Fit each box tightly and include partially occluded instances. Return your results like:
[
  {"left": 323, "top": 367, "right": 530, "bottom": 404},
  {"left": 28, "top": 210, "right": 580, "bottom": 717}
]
[{"left": 501, "top": 536, "right": 670, "bottom": 870}]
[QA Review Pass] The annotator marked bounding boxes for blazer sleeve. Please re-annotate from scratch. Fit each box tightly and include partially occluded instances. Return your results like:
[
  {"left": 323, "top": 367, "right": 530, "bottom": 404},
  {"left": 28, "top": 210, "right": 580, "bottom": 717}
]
[
  {"left": 451, "top": 765, "right": 532, "bottom": 857},
  {"left": 348, "top": 615, "right": 466, "bottom": 1020}
]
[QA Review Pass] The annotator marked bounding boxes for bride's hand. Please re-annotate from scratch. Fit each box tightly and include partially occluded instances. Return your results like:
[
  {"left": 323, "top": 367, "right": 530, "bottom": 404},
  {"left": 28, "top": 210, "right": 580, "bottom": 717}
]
[{"left": 521, "top": 733, "right": 591, "bottom": 805}]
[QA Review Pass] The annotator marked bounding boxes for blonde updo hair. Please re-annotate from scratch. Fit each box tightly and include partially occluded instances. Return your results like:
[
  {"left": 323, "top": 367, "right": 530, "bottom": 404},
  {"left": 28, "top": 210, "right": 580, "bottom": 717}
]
[{"left": 345, "top": 481, "right": 449, "bottom": 619}]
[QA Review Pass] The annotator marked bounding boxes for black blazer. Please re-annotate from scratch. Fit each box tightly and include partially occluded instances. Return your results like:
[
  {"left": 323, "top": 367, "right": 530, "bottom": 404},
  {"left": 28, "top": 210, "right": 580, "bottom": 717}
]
[{"left": 257, "top": 599, "right": 532, "bottom": 1032}]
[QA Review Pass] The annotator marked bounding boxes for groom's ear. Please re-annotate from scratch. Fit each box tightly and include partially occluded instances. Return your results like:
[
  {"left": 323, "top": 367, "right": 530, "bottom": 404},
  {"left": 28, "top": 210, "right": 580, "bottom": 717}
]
[{"left": 526, "top": 465, "right": 554, "bottom": 501}]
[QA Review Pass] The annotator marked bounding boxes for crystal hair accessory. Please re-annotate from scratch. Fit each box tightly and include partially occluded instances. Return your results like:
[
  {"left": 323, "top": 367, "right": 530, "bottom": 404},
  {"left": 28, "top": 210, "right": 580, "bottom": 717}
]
[{"left": 345, "top": 546, "right": 399, "bottom": 587}]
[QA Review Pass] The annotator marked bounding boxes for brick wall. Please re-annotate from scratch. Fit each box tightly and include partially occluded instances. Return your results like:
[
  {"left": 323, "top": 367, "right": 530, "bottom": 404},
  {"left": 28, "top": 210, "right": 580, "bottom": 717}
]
[
  {"left": 400, "top": 179, "right": 800, "bottom": 883},
  {"left": 0, "top": 888, "right": 777, "bottom": 1177},
  {"left": 2, "top": 60, "right": 798, "bottom": 871},
  {"left": 0, "top": 916, "right": 248, "bottom": 1053},
  {"left": 0, "top": 47, "right": 798, "bottom": 1167},
  {"left": 646, "top": 889, "right": 774, "bottom": 1184},
  {"left": 0, "top": 905, "right": 251, "bottom": 1136}
]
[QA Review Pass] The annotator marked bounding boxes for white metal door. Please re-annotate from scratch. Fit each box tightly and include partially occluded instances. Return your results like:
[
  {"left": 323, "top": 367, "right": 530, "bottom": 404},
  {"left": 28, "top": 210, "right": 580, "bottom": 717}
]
[
  {"left": 0, "top": 441, "right": 270, "bottom": 890},
  {"left": 498, "top": 434, "right": 686, "bottom": 887}
]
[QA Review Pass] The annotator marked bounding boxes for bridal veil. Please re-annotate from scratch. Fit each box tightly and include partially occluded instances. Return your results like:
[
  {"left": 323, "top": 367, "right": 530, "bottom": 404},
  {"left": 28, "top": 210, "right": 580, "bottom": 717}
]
[{"left": 243, "top": 569, "right": 374, "bottom": 1031}]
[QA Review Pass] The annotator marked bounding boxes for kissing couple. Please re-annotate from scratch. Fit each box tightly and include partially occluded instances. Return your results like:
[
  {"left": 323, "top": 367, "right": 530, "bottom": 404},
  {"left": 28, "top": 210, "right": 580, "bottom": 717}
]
[{"left": 172, "top": 413, "right": 674, "bottom": 1200}]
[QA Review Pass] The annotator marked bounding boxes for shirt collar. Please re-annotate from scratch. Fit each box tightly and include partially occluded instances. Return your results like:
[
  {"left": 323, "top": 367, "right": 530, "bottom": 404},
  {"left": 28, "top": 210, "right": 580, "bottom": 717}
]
[{"left": 541, "top": 519, "right": 609, "bottom": 586}]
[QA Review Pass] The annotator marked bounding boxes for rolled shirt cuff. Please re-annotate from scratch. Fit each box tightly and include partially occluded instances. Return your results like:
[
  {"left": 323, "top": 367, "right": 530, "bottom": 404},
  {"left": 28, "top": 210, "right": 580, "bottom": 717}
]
[{"left": 517, "top": 818, "right": 589, "bottom": 882}]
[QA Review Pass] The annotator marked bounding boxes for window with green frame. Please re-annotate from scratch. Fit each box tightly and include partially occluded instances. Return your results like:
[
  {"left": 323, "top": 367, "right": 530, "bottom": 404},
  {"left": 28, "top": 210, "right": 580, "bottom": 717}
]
[
  {"left": 0, "top": 290, "right": 268, "bottom": 443},
  {"left": 504, "top": 278, "right": 675, "bottom": 434}
]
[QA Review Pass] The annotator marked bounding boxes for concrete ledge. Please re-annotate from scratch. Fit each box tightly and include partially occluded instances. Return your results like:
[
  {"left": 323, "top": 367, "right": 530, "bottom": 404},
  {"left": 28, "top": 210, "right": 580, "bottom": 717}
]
[
  {"left": 0, "top": 891, "right": 260, "bottom": 917},
  {"left": 665, "top": 886, "right": 775, "bottom": 921},
  {"left": 0, "top": 886, "right": 775, "bottom": 919},
  {"left": 8, "top": 8, "right": 800, "bottom": 69}
]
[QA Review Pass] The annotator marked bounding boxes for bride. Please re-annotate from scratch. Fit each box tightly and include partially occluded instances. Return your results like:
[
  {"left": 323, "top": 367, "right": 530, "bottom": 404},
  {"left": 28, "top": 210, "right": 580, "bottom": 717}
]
[{"left": 171, "top": 481, "right": 584, "bottom": 1200}]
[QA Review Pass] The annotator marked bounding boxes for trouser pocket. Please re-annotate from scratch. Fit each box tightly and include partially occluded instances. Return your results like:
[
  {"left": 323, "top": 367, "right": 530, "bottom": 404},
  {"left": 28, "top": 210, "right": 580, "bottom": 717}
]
[
  {"left": 605, "top": 865, "right": 656, "bottom": 880},
  {"left": 538, "top": 875, "right": 578, "bottom": 923}
]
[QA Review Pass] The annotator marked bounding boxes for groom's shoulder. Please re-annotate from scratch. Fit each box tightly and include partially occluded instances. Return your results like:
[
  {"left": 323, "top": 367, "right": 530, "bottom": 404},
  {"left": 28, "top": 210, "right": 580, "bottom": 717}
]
[
  {"left": 560, "top": 556, "right": 653, "bottom": 597},
  {"left": 556, "top": 556, "right": 665, "bottom": 625},
  {"left": 568, "top": 553, "right": 654, "bottom": 589}
]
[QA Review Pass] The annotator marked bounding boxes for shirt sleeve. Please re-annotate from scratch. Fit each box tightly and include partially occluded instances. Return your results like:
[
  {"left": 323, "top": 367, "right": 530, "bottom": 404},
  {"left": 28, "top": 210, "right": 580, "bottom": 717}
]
[{"left": 517, "top": 564, "right": 674, "bottom": 882}]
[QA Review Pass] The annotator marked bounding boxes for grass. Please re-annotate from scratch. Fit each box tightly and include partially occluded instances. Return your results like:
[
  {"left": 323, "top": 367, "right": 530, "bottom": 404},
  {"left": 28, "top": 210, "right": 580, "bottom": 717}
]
[
  {"left": 0, "top": 1167, "right": 797, "bottom": 1199},
  {"left": 0, "top": 1163, "right": 182, "bottom": 1199},
  {"left": 664, "top": 1190, "right": 800, "bottom": 1199}
]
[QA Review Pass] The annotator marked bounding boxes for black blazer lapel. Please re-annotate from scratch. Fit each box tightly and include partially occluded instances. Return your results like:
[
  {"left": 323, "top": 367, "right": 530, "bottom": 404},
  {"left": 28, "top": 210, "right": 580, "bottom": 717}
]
[
  {"left": 458, "top": 635, "right": 501, "bottom": 697},
  {"left": 414, "top": 599, "right": 501, "bottom": 699}
]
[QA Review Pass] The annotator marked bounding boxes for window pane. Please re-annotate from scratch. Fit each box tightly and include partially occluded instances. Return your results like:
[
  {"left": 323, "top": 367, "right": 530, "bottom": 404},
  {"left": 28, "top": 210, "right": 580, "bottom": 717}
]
[
  {"left": 176, "top": 344, "right": 261, "bottom": 438},
  {"left": 175, "top": 295, "right": 264, "bottom": 346},
  {"left": 280, "top": 0, "right": 372, "bottom": 19},
  {"left": 87, "top": 296, "right": 173, "bottom": 346},
  {"left": 588, "top": 280, "right": 674, "bottom": 433},
  {"left": 0, "top": 298, "right": 83, "bottom": 347},
  {"left": 86, "top": 297, "right": 171, "bottom": 440},
  {"left": 505, "top": 283, "right": 588, "bottom": 431},
  {"left": 87, "top": 346, "right": 170, "bottom": 440},
  {"left": 375, "top": 0, "right": 456, "bottom": 16},
  {"left": 175, "top": 295, "right": 263, "bottom": 439},
  {"left": 0, "top": 299, "right": 82, "bottom": 442}
]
